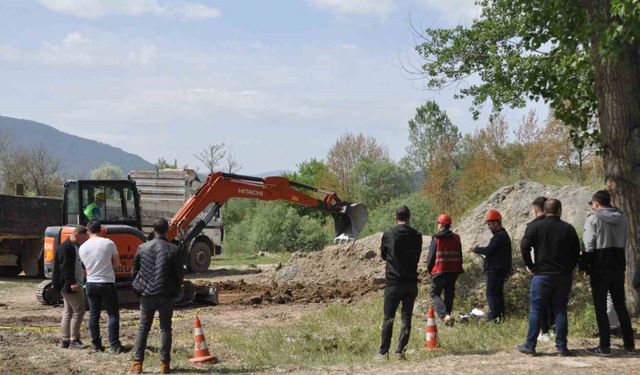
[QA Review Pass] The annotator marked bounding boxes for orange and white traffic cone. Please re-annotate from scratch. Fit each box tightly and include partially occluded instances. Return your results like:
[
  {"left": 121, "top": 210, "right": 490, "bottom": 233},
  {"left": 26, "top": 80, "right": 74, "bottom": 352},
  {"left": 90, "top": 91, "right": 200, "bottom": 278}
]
[
  {"left": 189, "top": 312, "right": 219, "bottom": 365},
  {"left": 424, "top": 307, "right": 438, "bottom": 351}
]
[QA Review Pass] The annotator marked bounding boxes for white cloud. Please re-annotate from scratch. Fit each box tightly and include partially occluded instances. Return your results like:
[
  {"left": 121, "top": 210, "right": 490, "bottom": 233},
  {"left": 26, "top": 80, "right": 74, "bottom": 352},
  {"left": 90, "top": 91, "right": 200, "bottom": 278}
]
[
  {"left": 420, "top": 0, "right": 481, "bottom": 25},
  {"left": 178, "top": 2, "right": 221, "bottom": 19},
  {"left": 38, "top": 0, "right": 166, "bottom": 19},
  {"left": 38, "top": 0, "right": 221, "bottom": 20},
  {"left": 36, "top": 32, "right": 158, "bottom": 68},
  {"left": 0, "top": 44, "right": 21, "bottom": 62},
  {"left": 310, "top": 0, "right": 395, "bottom": 16}
]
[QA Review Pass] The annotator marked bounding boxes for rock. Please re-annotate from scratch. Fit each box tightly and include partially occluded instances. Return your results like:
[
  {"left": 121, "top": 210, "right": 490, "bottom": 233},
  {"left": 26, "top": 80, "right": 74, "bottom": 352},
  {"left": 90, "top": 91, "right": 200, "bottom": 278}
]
[{"left": 249, "top": 295, "right": 263, "bottom": 304}]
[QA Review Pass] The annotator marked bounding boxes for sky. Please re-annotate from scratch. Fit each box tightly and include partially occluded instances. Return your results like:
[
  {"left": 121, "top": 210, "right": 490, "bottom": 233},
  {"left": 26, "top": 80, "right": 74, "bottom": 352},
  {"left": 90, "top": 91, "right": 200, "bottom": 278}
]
[{"left": 0, "top": 0, "right": 547, "bottom": 175}]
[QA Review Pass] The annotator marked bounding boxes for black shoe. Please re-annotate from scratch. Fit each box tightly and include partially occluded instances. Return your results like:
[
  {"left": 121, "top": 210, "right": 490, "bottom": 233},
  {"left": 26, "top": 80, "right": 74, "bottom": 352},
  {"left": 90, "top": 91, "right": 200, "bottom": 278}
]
[
  {"left": 69, "top": 340, "right": 88, "bottom": 350},
  {"left": 60, "top": 340, "right": 70, "bottom": 349},
  {"left": 557, "top": 347, "right": 573, "bottom": 357},
  {"left": 623, "top": 347, "right": 636, "bottom": 355},
  {"left": 516, "top": 343, "right": 536, "bottom": 355},
  {"left": 91, "top": 344, "right": 105, "bottom": 353},
  {"left": 586, "top": 346, "right": 611, "bottom": 356},
  {"left": 109, "top": 345, "right": 128, "bottom": 354}
]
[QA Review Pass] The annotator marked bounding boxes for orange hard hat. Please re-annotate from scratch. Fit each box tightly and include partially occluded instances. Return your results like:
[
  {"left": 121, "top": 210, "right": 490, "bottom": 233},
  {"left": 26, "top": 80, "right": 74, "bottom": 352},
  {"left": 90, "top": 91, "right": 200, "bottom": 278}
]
[
  {"left": 484, "top": 210, "right": 502, "bottom": 222},
  {"left": 437, "top": 214, "right": 452, "bottom": 225}
]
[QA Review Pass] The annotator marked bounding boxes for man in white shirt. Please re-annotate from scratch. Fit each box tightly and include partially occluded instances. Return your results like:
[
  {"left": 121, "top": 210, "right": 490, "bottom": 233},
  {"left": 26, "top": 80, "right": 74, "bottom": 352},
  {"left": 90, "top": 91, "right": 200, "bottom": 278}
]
[{"left": 79, "top": 221, "right": 124, "bottom": 353}]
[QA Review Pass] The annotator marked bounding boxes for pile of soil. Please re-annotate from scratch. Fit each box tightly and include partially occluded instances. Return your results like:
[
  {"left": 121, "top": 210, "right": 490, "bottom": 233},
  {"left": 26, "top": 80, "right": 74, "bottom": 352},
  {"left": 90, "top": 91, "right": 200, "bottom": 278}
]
[{"left": 204, "top": 278, "right": 384, "bottom": 305}]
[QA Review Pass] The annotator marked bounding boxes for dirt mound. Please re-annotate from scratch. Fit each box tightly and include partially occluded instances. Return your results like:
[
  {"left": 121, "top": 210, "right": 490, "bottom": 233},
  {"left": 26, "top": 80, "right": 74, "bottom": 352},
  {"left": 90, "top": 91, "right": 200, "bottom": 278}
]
[
  {"left": 456, "top": 181, "right": 593, "bottom": 249},
  {"left": 193, "top": 278, "right": 383, "bottom": 305}
]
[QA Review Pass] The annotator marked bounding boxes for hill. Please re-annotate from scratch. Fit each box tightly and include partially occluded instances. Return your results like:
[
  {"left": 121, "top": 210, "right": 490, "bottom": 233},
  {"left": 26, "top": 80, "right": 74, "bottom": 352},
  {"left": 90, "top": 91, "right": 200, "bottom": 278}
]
[{"left": 0, "top": 115, "right": 154, "bottom": 177}]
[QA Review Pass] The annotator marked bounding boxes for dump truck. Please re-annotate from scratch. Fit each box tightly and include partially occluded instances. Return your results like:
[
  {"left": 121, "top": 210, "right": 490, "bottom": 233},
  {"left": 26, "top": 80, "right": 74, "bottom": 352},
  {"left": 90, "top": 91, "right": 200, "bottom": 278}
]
[
  {"left": 0, "top": 193, "right": 62, "bottom": 277},
  {"left": 129, "top": 169, "right": 223, "bottom": 272}
]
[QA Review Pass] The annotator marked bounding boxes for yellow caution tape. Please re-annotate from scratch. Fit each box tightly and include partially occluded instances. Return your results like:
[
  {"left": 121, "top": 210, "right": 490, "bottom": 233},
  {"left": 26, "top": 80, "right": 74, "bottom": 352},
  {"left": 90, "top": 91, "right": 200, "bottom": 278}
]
[
  {"left": 0, "top": 325, "right": 58, "bottom": 333},
  {"left": 0, "top": 315, "right": 192, "bottom": 333}
]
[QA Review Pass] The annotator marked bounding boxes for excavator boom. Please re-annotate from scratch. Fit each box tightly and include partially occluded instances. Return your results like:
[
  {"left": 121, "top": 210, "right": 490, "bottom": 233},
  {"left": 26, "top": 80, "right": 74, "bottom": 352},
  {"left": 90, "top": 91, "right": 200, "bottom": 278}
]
[{"left": 167, "top": 172, "right": 368, "bottom": 244}]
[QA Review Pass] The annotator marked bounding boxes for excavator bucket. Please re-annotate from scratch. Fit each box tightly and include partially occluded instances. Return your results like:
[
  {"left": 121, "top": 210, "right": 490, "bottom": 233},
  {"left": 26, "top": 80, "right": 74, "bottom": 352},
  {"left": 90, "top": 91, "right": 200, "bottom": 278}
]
[{"left": 332, "top": 203, "right": 368, "bottom": 243}]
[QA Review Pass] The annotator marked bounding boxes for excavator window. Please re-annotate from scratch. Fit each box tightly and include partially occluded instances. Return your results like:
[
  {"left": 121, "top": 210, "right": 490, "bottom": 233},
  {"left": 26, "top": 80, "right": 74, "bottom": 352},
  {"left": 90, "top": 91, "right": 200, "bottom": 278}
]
[{"left": 76, "top": 181, "right": 140, "bottom": 226}]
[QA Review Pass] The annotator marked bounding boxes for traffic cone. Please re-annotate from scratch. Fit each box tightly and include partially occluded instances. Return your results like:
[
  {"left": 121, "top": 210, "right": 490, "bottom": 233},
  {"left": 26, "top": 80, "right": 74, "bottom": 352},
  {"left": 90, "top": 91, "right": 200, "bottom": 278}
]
[
  {"left": 189, "top": 312, "right": 219, "bottom": 365},
  {"left": 424, "top": 307, "right": 438, "bottom": 351}
]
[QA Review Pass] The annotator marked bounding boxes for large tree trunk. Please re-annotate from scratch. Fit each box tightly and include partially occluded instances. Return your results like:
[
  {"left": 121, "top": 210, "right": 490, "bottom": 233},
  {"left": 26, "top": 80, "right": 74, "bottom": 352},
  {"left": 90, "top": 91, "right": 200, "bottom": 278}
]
[{"left": 587, "top": 0, "right": 640, "bottom": 313}]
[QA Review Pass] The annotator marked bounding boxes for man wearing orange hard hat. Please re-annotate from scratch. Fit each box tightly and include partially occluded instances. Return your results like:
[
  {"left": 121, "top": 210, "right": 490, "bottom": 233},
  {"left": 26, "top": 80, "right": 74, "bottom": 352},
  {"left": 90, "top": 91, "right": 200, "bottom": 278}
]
[
  {"left": 469, "top": 209, "right": 512, "bottom": 323},
  {"left": 426, "top": 214, "right": 463, "bottom": 326}
]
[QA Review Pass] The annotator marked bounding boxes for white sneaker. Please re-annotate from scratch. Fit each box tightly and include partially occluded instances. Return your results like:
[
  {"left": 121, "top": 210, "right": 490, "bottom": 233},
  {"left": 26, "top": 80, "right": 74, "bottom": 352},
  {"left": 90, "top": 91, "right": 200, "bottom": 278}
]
[{"left": 538, "top": 333, "right": 551, "bottom": 342}]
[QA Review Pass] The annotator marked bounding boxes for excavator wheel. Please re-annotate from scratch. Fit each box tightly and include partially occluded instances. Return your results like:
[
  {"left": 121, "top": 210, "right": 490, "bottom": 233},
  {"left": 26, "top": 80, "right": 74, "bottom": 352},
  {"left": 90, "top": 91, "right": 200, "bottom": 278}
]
[
  {"left": 188, "top": 241, "right": 212, "bottom": 273},
  {"left": 36, "top": 280, "right": 62, "bottom": 305}
]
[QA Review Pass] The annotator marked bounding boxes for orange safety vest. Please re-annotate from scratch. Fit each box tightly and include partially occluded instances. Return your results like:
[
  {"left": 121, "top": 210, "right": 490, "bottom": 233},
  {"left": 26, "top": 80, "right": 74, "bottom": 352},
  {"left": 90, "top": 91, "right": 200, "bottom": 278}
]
[{"left": 431, "top": 234, "right": 463, "bottom": 275}]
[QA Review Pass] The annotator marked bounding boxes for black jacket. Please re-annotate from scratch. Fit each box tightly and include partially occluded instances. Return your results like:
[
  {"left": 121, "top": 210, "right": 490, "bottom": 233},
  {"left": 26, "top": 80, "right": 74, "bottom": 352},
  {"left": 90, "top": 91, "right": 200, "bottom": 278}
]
[
  {"left": 380, "top": 224, "right": 422, "bottom": 285},
  {"left": 51, "top": 239, "right": 80, "bottom": 293},
  {"left": 520, "top": 216, "right": 581, "bottom": 275},
  {"left": 132, "top": 237, "right": 185, "bottom": 298},
  {"left": 633, "top": 265, "right": 640, "bottom": 291},
  {"left": 474, "top": 228, "right": 512, "bottom": 272}
]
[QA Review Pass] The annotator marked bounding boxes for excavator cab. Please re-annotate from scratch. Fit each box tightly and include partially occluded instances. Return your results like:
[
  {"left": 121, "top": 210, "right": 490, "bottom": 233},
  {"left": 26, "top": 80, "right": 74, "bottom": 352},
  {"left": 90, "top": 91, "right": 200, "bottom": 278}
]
[{"left": 62, "top": 180, "right": 142, "bottom": 229}]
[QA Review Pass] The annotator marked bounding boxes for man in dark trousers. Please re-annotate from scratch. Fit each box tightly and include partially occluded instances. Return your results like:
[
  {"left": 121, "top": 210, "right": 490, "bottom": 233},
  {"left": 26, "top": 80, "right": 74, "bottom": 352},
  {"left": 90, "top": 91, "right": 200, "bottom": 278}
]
[
  {"left": 470, "top": 209, "right": 512, "bottom": 322},
  {"left": 581, "top": 190, "right": 635, "bottom": 355},
  {"left": 52, "top": 226, "right": 89, "bottom": 349},
  {"left": 130, "top": 218, "right": 185, "bottom": 374},
  {"left": 426, "top": 214, "right": 463, "bottom": 326},
  {"left": 516, "top": 198, "right": 580, "bottom": 356},
  {"left": 79, "top": 221, "right": 123, "bottom": 353},
  {"left": 377, "top": 206, "right": 422, "bottom": 360}
]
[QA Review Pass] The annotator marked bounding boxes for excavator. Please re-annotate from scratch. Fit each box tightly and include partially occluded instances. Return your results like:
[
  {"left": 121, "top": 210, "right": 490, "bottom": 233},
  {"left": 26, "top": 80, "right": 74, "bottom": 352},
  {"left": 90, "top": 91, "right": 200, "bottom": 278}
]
[{"left": 36, "top": 172, "right": 368, "bottom": 305}]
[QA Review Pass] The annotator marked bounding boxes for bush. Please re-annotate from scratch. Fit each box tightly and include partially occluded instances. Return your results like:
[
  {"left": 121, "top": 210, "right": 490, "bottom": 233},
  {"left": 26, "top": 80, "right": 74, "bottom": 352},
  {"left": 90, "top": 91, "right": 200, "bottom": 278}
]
[
  {"left": 361, "top": 193, "right": 437, "bottom": 236},
  {"left": 223, "top": 201, "right": 332, "bottom": 255}
]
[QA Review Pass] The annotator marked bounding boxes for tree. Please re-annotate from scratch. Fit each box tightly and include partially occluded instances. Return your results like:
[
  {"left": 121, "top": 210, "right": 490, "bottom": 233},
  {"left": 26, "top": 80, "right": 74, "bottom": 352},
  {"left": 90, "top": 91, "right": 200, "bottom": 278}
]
[
  {"left": 194, "top": 143, "right": 226, "bottom": 173},
  {"left": 403, "top": 100, "right": 461, "bottom": 175},
  {"left": 353, "top": 158, "right": 413, "bottom": 209},
  {"left": 326, "top": 132, "right": 389, "bottom": 200},
  {"left": 223, "top": 147, "right": 242, "bottom": 174},
  {"left": 155, "top": 157, "right": 177, "bottom": 171},
  {"left": 1, "top": 143, "right": 62, "bottom": 196},
  {"left": 416, "top": 0, "right": 640, "bottom": 310},
  {"left": 90, "top": 162, "right": 124, "bottom": 180}
]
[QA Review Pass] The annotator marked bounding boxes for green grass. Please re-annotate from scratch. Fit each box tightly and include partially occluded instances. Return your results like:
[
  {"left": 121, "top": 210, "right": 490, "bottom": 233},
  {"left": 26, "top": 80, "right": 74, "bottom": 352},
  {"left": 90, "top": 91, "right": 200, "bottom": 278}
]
[
  {"left": 210, "top": 252, "right": 292, "bottom": 268},
  {"left": 212, "top": 290, "right": 607, "bottom": 370}
]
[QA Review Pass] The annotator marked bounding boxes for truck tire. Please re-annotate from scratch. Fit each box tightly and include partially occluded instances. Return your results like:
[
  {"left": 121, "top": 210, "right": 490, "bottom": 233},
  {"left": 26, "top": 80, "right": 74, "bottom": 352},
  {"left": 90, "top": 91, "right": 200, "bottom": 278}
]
[
  {"left": 0, "top": 265, "right": 21, "bottom": 277},
  {"left": 188, "top": 241, "right": 212, "bottom": 273}
]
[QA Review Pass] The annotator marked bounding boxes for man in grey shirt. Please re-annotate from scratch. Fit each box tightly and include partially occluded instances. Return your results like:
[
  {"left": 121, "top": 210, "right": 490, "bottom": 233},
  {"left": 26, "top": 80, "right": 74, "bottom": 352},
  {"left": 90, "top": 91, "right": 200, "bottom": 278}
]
[{"left": 581, "top": 190, "right": 635, "bottom": 355}]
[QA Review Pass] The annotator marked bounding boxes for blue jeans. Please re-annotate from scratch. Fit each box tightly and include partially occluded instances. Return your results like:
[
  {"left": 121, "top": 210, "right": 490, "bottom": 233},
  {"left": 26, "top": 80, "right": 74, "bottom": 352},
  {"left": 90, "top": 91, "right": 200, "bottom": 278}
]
[
  {"left": 86, "top": 282, "right": 121, "bottom": 348},
  {"left": 525, "top": 274, "right": 572, "bottom": 350}
]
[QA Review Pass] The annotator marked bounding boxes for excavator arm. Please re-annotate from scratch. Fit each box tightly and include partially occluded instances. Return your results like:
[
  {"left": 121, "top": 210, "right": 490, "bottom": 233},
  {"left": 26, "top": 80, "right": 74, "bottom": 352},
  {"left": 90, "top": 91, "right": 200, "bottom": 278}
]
[{"left": 166, "top": 172, "right": 368, "bottom": 245}]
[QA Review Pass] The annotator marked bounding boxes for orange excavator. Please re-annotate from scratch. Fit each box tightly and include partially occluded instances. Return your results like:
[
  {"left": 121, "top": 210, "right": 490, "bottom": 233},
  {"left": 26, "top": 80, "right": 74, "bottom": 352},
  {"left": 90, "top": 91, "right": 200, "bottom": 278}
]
[{"left": 36, "top": 172, "right": 368, "bottom": 305}]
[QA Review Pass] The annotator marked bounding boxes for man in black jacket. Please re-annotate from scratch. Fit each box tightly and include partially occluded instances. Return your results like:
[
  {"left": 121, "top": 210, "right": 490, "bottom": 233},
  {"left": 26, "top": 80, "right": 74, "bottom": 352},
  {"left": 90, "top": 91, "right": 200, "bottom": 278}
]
[
  {"left": 130, "top": 218, "right": 185, "bottom": 374},
  {"left": 516, "top": 199, "right": 580, "bottom": 356},
  {"left": 470, "top": 209, "right": 512, "bottom": 322},
  {"left": 52, "top": 226, "right": 89, "bottom": 349},
  {"left": 377, "top": 206, "right": 422, "bottom": 360}
]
